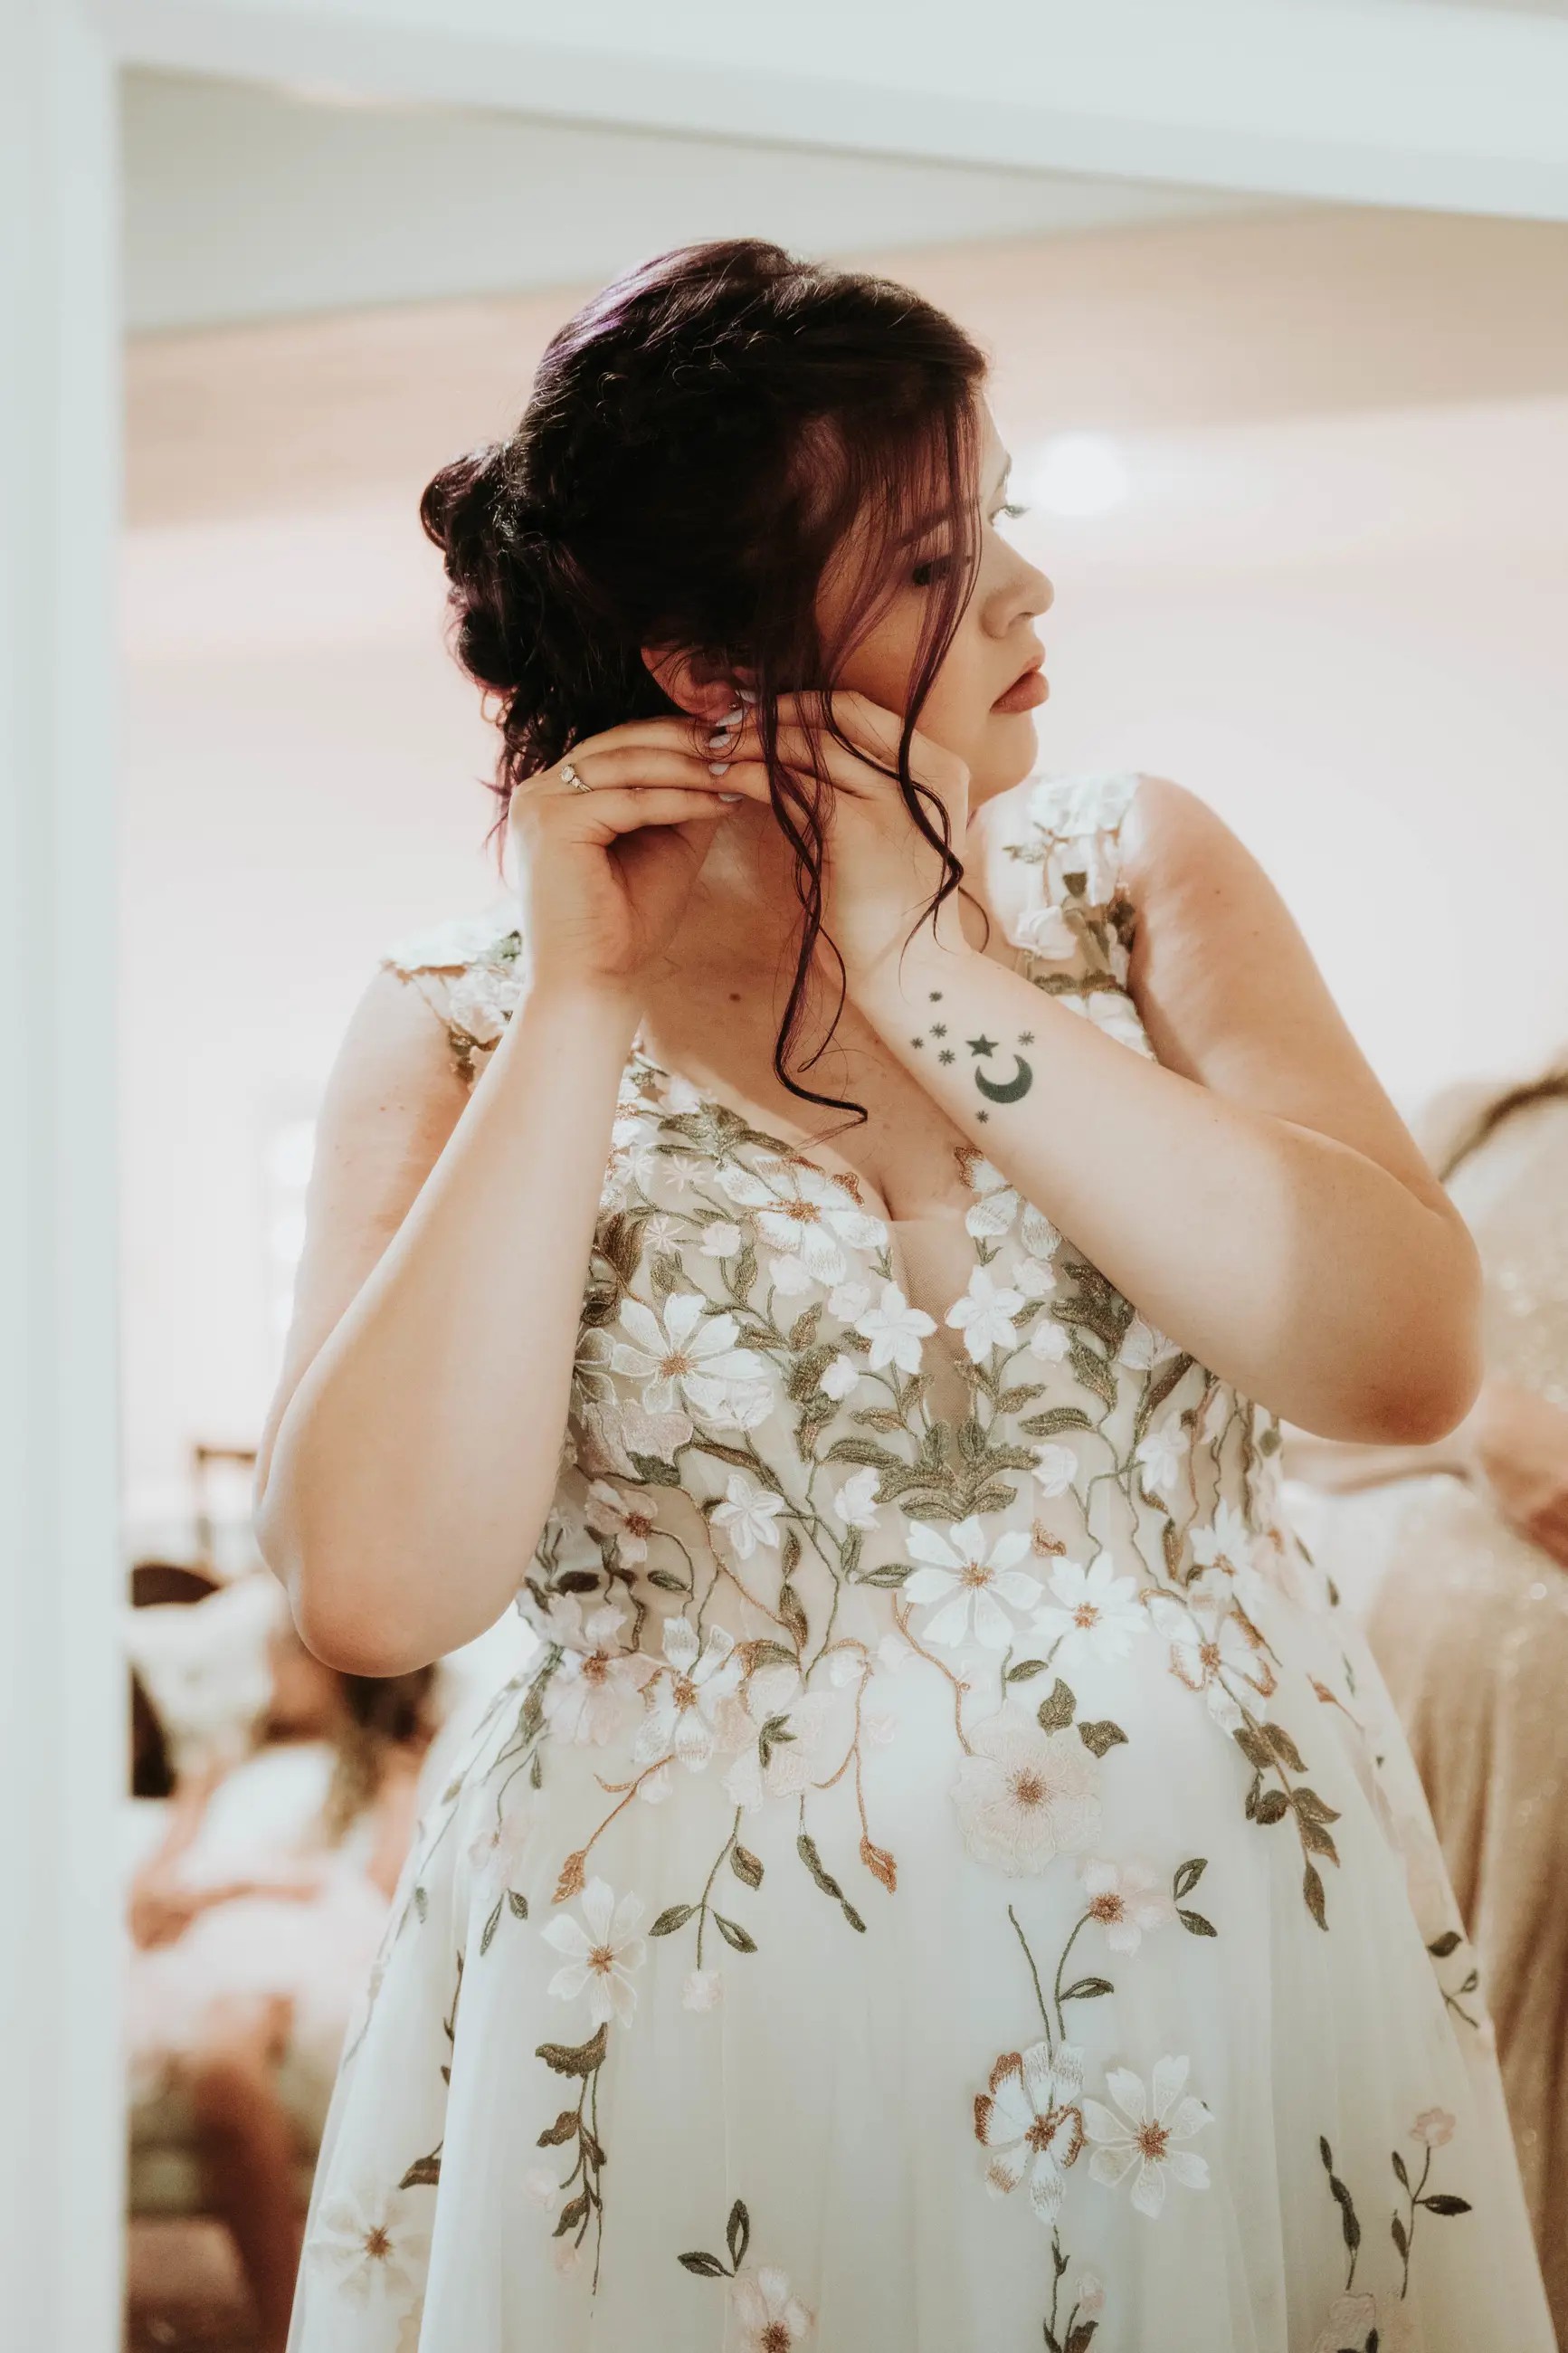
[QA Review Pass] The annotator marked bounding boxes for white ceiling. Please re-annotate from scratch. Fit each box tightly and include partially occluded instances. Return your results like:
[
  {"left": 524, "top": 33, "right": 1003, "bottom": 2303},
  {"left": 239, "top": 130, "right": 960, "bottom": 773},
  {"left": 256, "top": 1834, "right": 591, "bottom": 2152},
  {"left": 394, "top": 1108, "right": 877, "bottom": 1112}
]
[{"left": 120, "top": 68, "right": 1267, "bottom": 335}]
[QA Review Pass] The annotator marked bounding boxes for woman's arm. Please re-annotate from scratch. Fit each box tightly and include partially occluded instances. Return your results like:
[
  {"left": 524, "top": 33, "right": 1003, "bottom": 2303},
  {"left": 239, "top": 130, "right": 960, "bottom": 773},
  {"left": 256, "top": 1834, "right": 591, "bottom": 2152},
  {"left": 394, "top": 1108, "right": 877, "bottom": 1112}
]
[
  {"left": 253, "top": 969, "right": 636, "bottom": 1677},
  {"left": 254, "top": 717, "right": 754, "bottom": 1677},
  {"left": 848, "top": 772, "right": 1481, "bottom": 1443}
]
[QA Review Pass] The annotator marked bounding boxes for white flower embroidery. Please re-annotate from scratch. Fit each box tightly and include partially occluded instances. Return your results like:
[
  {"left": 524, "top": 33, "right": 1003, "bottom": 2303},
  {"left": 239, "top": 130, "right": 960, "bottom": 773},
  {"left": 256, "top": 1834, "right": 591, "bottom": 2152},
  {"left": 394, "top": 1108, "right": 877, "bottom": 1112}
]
[
  {"left": 1027, "top": 1316, "right": 1070, "bottom": 1364},
  {"left": 731, "top": 2265, "right": 814, "bottom": 2350},
  {"left": 522, "top": 2166, "right": 560, "bottom": 2210},
  {"left": 1121, "top": 1315, "right": 1179, "bottom": 1371},
  {"left": 722, "top": 1664, "right": 832, "bottom": 1812},
  {"left": 855, "top": 1281, "right": 936, "bottom": 1374},
  {"left": 1033, "top": 1554, "right": 1148, "bottom": 1668},
  {"left": 1015, "top": 900, "right": 1078, "bottom": 962},
  {"left": 1021, "top": 1203, "right": 1061, "bottom": 1261},
  {"left": 828, "top": 1278, "right": 871, "bottom": 1321},
  {"left": 682, "top": 1967, "right": 724, "bottom": 2013},
  {"left": 963, "top": 1157, "right": 1022, "bottom": 1241},
  {"left": 946, "top": 1266, "right": 1026, "bottom": 1362},
  {"left": 951, "top": 1713, "right": 1101, "bottom": 1874},
  {"left": 611, "top": 1294, "right": 767, "bottom": 1419},
  {"left": 820, "top": 1352, "right": 860, "bottom": 1401},
  {"left": 711, "top": 1472, "right": 786, "bottom": 1560},
  {"left": 1015, "top": 1253, "right": 1059, "bottom": 1302},
  {"left": 582, "top": 1480, "right": 656, "bottom": 1565},
  {"left": 1411, "top": 2106, "right": 1457, "bottom": 2148},
  {"left": 698, "top": 1220, "right": 745, "bottom": 1258},
  {"left": 1079, "top": 1857, "right": 1176, "bottom": 1954},
  {"left": 1149, "top": 1595, "right": 1277, "bottom": 1731},
  {"left": 1078, "top": 2272, "right": 1107, "bottom": 2320},
  {"left": 905, "top": 1518, "right": 1041, "bottom": 1650},
  {"left": 1135, "top": 1413, "right": 1191, "bottom": 1500},
  {"left": 634, "top": 1618, "right": 743, "bottom": 1771},
  {"left": 1031, "top": 1443, "right": 1079, "bottom": 1499},
  {"left": 974, "top": 2039, "right": 1087, "bottom": 2217},
  {"left": 540, "top": 1876, "right": 648, "bottom": 2028},
  {"left": 1060, "top": 989, "right": 1150, "bottom": 1056},
  {"left": 1083, "top": 2054, "right": 1213, "bottom": 2217},
  {"left": 467, "top": 1805, "right": 532, "bottom": 1897},
  {"left": 307, "top": 2186, "right": 431, "bottom": 2305},
  {"left": 832, "top": 1466, "right": 883, "bottom": 1532},
  {"left": 607, "top": 1114, "right": 660, "bottom": 1196},
  {"left": 718, "top": 1157, "right": 884, "bottom": 1293},
  {"left": 1188, "top": 1500, "right": 1268, "bottom": 1612},
  {"left": 540, "top": 1598, "right": 645, "bottom": 1748}
]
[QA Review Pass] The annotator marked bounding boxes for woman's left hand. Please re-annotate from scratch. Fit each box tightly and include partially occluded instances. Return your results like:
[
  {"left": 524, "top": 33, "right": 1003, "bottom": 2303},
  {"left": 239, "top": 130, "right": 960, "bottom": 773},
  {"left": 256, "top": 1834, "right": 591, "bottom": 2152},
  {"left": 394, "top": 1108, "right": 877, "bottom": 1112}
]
[{"left": 727, "top": 692, "right": 971, "bottom": 980}]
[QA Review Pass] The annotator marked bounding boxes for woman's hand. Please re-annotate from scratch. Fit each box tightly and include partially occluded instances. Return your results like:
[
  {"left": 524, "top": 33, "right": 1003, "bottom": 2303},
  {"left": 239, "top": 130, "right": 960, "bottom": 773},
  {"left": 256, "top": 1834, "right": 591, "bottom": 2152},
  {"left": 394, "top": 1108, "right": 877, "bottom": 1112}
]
[
  {"left": 1461, "top": 1378, "right": 1568, "bottom": 1566},
  {"left": 508, "top": 715, "right": 764, "bottom": 1001},
  {"left": 723, "top": 692, "right": 970, "bottom": 979}
]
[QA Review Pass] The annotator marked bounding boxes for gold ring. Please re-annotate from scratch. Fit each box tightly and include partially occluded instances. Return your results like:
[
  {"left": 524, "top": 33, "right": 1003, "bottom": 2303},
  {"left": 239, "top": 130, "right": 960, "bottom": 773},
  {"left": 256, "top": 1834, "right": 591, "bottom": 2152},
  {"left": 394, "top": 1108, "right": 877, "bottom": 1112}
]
[{"left": 560, "top": 760, "right": 591, "bottom": 794}]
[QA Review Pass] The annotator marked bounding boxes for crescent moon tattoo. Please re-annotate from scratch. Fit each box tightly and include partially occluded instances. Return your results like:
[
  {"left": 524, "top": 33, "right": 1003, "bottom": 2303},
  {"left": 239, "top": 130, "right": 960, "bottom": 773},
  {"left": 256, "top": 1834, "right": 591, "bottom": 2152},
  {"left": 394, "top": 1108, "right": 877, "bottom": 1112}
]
[{"left": 974, "top": 1053, "right": 1034, "bottom": 1105}]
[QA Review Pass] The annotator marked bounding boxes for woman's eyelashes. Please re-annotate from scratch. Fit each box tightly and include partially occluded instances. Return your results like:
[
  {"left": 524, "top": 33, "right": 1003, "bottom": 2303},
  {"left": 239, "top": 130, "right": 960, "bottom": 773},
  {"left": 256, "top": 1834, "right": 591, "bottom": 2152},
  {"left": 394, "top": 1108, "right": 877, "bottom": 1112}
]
[{"left": 911, "top": 505, "right": 1028, "bottom": 586}]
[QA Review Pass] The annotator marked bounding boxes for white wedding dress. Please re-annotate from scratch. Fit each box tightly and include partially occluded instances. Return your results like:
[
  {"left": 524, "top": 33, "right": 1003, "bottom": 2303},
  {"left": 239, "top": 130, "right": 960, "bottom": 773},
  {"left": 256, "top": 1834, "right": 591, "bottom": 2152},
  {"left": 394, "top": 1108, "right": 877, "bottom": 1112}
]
[{"left": 288, "top": 773, "right": 1554, "bottom": 2353}]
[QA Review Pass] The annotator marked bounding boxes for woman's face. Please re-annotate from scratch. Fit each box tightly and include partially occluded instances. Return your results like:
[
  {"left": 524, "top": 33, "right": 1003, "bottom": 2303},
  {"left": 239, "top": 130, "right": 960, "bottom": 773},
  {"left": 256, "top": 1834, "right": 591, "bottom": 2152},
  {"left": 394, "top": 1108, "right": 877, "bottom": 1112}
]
[{"left": 828, "top": 402, "right": 1054, "bottom": 808}]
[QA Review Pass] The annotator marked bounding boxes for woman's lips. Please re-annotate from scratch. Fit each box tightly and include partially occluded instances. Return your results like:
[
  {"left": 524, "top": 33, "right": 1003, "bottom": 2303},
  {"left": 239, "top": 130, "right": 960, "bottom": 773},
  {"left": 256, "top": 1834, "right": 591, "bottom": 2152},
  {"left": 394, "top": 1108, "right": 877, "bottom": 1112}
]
[{"left": 992, "top": 656, "right": 1048, "bottom": 715}]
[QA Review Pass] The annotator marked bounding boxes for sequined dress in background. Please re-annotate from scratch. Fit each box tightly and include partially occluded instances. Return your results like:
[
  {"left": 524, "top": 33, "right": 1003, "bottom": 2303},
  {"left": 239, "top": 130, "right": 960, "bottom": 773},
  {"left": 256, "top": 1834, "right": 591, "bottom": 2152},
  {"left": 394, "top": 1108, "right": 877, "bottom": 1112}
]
[{"left": 1363, "top": 1091, "right": 1568, "bottom": 2344}]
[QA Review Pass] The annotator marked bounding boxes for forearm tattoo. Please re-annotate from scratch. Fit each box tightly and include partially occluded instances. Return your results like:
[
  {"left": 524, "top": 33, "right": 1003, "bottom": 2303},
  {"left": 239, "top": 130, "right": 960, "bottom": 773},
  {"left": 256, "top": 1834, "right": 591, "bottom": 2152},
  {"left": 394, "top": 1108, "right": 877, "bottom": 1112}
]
[{"left": 908, "top": 990, "right": 1035, "bottom": 1122}]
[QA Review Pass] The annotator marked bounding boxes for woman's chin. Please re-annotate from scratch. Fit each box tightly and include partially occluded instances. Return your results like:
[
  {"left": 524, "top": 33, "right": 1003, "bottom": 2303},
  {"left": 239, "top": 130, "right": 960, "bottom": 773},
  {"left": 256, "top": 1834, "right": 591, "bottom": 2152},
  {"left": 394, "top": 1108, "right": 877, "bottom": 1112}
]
[{"left": 971, "top": 710, "right": 1041, "bottom": 802}]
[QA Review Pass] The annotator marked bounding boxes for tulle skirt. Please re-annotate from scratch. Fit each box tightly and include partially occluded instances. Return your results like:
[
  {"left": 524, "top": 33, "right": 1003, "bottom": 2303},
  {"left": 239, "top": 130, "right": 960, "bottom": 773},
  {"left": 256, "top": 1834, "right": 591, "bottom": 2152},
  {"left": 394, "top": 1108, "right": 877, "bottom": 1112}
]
[{"left": 288, "top": 1588, "right": 1554, "bottom": 2353}]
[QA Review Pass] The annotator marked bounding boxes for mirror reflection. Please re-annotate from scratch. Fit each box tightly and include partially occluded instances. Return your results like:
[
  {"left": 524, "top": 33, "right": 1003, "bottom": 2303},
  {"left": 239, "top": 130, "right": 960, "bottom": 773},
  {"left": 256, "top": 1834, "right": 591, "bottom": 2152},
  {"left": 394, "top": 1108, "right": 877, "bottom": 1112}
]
[{"left": 119, "top": 65, "right": 1568, "bottom": 2353}]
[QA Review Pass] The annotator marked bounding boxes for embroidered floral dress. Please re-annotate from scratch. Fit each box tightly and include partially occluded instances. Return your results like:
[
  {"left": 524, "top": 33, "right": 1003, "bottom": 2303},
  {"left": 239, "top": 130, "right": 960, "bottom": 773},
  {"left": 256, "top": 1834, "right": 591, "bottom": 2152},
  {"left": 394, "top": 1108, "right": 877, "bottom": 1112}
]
[{"left": 288, "top": 773, "right": 1553, "bottom": 2353}]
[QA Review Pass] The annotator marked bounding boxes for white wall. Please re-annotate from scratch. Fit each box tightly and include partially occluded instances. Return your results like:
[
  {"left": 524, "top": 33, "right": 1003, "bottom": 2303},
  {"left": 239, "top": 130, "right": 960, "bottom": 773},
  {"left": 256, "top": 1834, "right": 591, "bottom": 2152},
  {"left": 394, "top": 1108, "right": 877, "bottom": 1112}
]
[{"left": 120, "top": 207, "right": 1568, "bottom": 1542}]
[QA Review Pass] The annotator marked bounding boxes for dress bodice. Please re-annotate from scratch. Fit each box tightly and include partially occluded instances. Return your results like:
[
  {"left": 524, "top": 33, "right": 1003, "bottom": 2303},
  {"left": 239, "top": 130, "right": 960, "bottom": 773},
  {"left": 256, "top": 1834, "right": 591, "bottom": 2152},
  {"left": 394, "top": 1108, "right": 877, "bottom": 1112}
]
[{"left": 383, "top": 772, "right": 1302, "bottom": 1683}]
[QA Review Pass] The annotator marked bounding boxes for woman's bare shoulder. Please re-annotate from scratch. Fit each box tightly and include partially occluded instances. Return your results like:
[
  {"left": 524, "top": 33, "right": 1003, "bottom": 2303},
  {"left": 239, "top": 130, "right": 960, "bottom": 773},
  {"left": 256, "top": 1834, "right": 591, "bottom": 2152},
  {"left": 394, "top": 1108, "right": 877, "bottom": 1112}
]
[{"left": 254, "top": 963, "right": 475, "bottom": 1504}]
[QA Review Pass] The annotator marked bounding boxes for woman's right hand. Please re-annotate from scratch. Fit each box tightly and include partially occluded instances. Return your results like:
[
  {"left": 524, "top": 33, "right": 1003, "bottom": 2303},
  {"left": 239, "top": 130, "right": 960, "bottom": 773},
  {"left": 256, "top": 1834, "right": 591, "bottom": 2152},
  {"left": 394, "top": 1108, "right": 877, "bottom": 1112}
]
[
  {"left": 1463, "top": 1377, "right": 1568, "bottom": 1567},
  {"left": 507, "top": 713, "right": 764, "bottom": 999}
]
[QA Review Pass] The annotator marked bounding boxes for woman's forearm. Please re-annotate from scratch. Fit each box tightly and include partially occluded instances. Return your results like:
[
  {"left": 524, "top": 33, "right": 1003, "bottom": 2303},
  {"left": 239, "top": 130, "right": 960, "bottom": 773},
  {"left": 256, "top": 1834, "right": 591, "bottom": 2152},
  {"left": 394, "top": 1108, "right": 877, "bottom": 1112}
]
[
  {"left": 256, "top": 980, "right": 637, "bottom": 1675},
  {"left": 851, "top": 935, "right": 1480, "bottom": 1443}
]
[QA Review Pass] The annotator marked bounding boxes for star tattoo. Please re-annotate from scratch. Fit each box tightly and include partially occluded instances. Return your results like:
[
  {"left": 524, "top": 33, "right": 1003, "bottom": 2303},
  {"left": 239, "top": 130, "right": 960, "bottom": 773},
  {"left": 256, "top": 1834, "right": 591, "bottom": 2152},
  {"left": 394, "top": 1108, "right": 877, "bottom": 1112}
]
[{"left": 966, "top": 1034, "right": 999, "bottom": 1059}]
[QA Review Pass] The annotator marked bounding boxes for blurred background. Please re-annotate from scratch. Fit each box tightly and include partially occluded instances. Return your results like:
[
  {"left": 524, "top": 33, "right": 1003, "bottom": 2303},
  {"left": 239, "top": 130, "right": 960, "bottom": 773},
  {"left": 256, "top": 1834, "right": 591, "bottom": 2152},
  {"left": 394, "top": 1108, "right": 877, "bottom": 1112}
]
[{"left": 117, "top": 60, "right": 1568, "bottom": 2350}]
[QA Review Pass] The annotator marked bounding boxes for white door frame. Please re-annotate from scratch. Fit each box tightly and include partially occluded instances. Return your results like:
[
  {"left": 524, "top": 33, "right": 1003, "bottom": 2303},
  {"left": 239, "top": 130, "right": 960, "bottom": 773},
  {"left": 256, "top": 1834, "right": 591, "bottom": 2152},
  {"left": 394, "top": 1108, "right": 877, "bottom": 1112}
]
[{"left": 3, "top": 0, "right": 1563, "bottom": 2340}]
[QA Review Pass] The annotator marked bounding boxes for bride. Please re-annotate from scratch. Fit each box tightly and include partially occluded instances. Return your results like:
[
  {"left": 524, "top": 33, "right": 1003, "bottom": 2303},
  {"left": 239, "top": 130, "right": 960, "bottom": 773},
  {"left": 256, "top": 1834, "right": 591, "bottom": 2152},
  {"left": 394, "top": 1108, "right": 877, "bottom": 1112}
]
[{"left": 256, "top": 237, "right": 1554, "bottom": 2350}]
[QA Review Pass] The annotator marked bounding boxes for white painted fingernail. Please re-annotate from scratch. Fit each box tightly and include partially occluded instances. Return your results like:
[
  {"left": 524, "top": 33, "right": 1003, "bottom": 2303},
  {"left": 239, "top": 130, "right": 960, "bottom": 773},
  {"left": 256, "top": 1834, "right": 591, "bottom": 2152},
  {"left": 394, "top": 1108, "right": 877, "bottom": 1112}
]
[
  {"left": 738, "top": 688, "right": 757, "bottom": 706},
  {"left": 718, "top": 792, "right": 742, "bottom": 804},
  {"left": 707, "top": 726, "right": 736, "bottom": 749},
  {"left": 708, "top": 759, "right": 731, "bottom": 776}
]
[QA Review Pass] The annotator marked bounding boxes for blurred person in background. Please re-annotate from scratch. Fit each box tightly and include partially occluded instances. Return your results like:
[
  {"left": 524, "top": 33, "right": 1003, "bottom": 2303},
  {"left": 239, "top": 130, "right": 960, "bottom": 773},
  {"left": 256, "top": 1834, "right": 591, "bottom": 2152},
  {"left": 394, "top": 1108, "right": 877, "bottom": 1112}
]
[
  {"left": 257, "top": 240, "right": 1554, "bottom": 2349},
  {"left": 1290, "top": 1056, "right": 1568, "bottom": 2342},
  {"left": 128, "top": 1594, "right": 435, "bottom": 2352}
]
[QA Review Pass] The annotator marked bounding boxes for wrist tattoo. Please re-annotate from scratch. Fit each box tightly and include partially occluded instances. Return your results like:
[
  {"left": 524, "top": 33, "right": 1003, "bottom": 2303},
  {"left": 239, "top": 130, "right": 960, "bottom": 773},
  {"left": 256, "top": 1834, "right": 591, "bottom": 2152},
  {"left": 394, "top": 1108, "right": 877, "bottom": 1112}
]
[{"left": 908, "top": 992, "right": 1035, "bottom": 1121}]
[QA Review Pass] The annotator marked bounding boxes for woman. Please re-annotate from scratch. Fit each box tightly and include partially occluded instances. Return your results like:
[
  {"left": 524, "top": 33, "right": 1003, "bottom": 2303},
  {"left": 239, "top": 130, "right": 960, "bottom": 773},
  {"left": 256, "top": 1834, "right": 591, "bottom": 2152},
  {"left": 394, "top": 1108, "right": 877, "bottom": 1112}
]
[
  {"left": 1290, "top": 1062, "right": 1568, "bottom": 2342},
  {"left": 128, "top": 1593, "right": 432, "bottom": 2352},
  {"left": 256, "top": 240, "right": 1552, "bottom": 2350}
]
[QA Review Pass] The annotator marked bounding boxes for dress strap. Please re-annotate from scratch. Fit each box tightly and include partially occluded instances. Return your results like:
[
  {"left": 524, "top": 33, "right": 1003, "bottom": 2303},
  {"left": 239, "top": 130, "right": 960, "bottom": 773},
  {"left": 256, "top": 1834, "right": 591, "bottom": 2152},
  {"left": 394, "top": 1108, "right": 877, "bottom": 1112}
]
[{"left": 380, "top": 895, "right": 524, "bottom": 1087}]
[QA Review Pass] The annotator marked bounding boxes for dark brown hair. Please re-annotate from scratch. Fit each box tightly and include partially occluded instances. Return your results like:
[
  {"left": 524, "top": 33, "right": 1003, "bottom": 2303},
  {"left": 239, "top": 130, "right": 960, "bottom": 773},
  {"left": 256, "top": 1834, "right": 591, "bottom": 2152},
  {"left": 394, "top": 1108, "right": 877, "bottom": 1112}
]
[
  {"left": 420, "top": 237, "right": 987, "bottom": 1111},
  {"left": 1439, "top": 1062, "right": 1568, "bottom": 1181}
]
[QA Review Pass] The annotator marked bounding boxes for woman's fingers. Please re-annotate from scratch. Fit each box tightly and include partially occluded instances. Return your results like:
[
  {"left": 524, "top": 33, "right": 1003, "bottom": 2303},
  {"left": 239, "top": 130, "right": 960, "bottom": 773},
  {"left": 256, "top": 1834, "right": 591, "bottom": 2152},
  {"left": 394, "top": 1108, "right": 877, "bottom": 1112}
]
[{"left": 560, "top": 785, "right": 755, "bottom": 838}]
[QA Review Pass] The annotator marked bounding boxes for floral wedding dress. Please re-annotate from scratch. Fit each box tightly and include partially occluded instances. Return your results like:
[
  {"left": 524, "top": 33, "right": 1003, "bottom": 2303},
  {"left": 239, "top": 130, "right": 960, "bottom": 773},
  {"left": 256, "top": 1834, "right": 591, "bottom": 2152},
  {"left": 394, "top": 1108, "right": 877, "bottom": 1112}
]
[{"left": 289, "top": 774, "right": 1554, "bottom": 2353}]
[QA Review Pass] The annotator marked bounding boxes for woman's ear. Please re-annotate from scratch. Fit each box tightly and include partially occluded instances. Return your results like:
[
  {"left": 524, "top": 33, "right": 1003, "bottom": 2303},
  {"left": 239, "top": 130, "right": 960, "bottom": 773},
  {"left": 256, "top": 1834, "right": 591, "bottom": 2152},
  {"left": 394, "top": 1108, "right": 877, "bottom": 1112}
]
[{"left": 641, "top": 645, "right": 750, "bottom": 722}]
